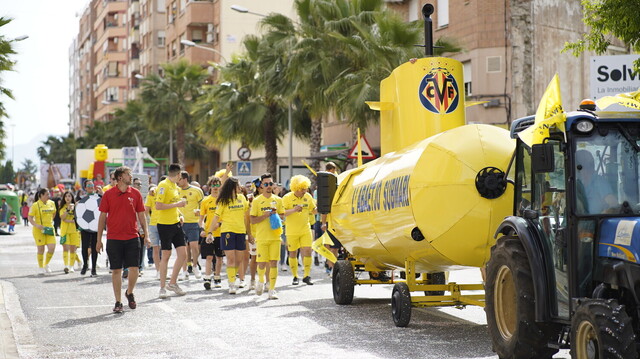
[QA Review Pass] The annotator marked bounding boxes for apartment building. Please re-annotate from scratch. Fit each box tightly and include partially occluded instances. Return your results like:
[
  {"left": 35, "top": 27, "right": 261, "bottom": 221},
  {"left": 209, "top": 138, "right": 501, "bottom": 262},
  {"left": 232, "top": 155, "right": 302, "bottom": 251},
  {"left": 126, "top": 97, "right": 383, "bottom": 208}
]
[
  {"left": 324, "top": 0, "right": 629, "bottom": 159},
  {"left": 70, "top": 4, "right": 97, "bottom": 138}
]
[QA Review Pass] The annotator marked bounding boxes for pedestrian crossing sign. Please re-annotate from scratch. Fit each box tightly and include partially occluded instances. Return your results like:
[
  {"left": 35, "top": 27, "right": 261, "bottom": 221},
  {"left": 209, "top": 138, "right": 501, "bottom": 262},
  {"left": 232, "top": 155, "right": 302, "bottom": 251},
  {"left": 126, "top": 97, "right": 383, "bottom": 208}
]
[
  {"left": 237, "top": 161, "right": 252, "bottom": 176},
  {"left": 348, "top": 135, "right": 377, "bottom": 160}
]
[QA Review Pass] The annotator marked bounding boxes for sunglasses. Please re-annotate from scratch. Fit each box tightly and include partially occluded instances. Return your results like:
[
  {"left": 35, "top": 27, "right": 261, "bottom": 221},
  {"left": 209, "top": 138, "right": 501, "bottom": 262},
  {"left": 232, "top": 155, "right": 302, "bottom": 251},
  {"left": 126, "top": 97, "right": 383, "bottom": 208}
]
[
  {"left": 86, "top": 184, "right": 95, "bottom": 188},
  {"left": 211, "top": 183, "right": 221, "bottom": 188},
  {"left": 262, "top": 182, "right": 274, "bottom": 187}
]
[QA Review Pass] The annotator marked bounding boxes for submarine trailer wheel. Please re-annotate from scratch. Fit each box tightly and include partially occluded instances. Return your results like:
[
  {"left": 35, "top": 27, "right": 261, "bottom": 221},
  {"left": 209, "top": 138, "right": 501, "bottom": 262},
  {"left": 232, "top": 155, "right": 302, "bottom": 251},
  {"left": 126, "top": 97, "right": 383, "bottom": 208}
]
[
  {"left": 570, "top": 298, "right": 636, "bottom": 359},
  {"left": 485, "top": 235, "right": 559, "bottom": 359},
  {"left": 333, "top": 260, "right": 355, "bottom": 305},
  {"left": 392, "top": 282, "right": 412, "bottom": 327}
]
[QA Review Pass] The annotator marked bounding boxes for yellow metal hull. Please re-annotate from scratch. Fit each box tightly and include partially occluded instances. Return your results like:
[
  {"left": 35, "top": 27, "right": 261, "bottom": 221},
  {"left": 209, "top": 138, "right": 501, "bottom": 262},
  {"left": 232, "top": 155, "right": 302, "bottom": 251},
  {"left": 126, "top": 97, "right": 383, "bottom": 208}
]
[{"left": 331, "top": 124, "right": 514, "bottom": 273}]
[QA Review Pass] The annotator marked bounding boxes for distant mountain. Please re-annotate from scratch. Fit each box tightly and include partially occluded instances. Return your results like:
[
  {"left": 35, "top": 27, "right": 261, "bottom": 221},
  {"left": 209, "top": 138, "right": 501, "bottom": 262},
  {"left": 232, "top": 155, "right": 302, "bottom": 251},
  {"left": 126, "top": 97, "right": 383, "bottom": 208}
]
[{"left": 11, "top": 132, "right": 49, "bottom": 169}]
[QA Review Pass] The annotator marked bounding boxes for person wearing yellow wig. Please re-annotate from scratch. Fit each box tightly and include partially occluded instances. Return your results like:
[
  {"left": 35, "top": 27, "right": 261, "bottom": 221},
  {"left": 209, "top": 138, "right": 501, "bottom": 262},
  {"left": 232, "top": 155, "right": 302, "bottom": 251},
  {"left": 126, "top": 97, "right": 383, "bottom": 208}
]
[{"left": 283, "top": 175, "right": 317, "bottom": 285}]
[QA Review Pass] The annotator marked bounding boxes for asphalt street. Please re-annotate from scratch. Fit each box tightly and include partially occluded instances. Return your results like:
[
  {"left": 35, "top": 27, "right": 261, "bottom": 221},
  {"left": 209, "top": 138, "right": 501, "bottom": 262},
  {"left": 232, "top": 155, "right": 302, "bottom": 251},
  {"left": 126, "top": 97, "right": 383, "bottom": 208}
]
[{"left": 0, "top": 225, "right": 569, "bottom": 359}]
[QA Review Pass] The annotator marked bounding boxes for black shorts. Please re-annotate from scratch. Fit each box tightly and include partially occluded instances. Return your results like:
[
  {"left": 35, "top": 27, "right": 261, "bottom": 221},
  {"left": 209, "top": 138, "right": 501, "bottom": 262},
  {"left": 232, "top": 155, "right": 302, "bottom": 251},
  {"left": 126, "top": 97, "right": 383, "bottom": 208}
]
[
  {"left": 106, "top": 238, "right": 140, "bottom": 270},
  {"left": 200, "top": 237, "right": 225, "bottom": 259},
  {"left": 157, "top": 223, "right": 186, "bottom": 251}
]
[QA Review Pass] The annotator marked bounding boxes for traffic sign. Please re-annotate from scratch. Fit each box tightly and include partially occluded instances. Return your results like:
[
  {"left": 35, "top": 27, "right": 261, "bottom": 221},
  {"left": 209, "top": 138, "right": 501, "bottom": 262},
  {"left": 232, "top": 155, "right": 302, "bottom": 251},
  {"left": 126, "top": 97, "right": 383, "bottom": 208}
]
[
  {"left": 237, "top": 147, "right": 251, "bottom": 160},
  {"left": 348, "top": 136, "right": 377, "bottom": 160},
  {"left": 237, "top": 161, "right": 252, "bottom": 176}
]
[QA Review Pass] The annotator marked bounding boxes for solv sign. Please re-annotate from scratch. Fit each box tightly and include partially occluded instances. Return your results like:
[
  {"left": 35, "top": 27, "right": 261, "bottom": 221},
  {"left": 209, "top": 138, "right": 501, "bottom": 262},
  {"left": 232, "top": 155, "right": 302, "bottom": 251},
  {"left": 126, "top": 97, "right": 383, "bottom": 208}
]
[{"left": 590, "top": 55, "right": 640, "bottom": 100}]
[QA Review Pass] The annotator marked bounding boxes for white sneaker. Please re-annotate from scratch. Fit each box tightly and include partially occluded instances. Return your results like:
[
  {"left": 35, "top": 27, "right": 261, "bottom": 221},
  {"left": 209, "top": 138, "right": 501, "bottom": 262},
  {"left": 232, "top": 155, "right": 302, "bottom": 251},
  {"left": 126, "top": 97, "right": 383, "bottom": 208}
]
[
  {"left": 229, "top": 281, "right": 237, "bottom": 295},
  {"left": 167, "top": 283, "right": 186, "bottom": 296},
  {"left": 268, "top": 289, "right": 278, "bottom": 300},
  {"left": 193, "top": 266, "right": 202, "bottom": 279},
  {"left": 74, "top": 261, "right": 81, "bottom": 271},
  {"left": 155, "top": 271, "right": 160, "bottom": 279},
  {"left": 69, "top": 267, "right": 75, "bottom": 273},
  {"left": 178, "top": 271, "right": 186, "bottom": 281},
  {"left": 45, "top": 265, "right": 52, "bottom": 273},
  {"left": 38, "top": 268, "right": 46, "bottom": 275},
  {"left": 255, "top": 282, "right": 264, "bottom": 296},
  {"left": 159, "top": 288, "right": 168, "bottom": 299},
  {"left": 249, "top": 280, "right": 255, "bottom": 290},
  {"left": 280, "top": 264, "right": 288, "bottom": 272},
  {"left": 238, "top": 280, "right": 246, "bottom": 288}
]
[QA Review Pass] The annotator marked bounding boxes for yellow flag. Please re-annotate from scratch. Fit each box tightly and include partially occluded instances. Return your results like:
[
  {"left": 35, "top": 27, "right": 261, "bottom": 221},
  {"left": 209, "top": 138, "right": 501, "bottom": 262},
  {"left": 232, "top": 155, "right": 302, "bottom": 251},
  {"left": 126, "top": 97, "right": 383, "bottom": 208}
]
[
  {"left": 518, "top": 74, "right": 566, "bottom": 147},
  {"left": 312, "top": 232, "right": 337, "bottom": 263},
  {"left": 596, "top": 88, "right": 640, "bottom": 111}
]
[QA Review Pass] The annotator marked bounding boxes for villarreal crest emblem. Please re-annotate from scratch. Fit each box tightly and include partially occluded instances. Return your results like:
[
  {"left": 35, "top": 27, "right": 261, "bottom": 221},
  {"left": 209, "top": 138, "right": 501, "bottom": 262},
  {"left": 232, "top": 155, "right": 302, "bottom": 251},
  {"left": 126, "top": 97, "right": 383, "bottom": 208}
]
[{"left": 418, "top": 67, "right": 460, "bottom": 114}]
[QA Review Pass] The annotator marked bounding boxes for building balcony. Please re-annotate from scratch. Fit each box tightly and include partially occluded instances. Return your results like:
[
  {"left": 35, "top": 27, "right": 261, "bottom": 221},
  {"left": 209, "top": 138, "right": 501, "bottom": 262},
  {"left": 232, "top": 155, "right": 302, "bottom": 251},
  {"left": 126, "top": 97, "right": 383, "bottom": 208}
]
[{"left": 179, "top": 1, "right": 215, "bottom": 27}]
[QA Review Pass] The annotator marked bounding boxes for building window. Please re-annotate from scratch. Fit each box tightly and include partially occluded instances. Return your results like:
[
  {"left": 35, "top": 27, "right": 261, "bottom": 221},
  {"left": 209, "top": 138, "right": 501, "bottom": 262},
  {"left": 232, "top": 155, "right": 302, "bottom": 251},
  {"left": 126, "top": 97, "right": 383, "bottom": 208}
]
[
  {"left": 157, "top": 0, "right": 166, "bottom": 13},
  {"left": 437, "top": 0, "right": 449, "bottom": 28},
  {"left": 192, "top": 29, "right": 203, "bottom": 43},
  {"left": 157, "top": 30, "right": 166, "bottom": 47},
  {"left": 180, "top": 33, "right": 186, "bottom": 54},
  {"left": 179, "top": 0, "right": 186, "bottom": 14},
  {"left": 463, "top": 61, "right": 472, "bottom": 96},
  {"left": 105, "top": 87, "right": 119, "bottom": 102}
]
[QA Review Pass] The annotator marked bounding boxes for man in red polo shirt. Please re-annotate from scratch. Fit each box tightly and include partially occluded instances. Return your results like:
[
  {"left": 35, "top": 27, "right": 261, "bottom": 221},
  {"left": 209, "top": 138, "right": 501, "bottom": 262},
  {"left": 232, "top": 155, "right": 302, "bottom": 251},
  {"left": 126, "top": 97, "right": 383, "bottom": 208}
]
[{"left": 97, "top": 166, "right": 149, "bottom": 313}]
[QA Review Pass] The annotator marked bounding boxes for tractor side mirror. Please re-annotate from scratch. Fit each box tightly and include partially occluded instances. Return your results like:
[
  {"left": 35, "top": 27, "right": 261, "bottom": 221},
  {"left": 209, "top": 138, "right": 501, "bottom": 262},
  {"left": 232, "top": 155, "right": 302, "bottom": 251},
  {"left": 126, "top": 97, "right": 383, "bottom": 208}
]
[{"left": 532, "top": 143, "right": 555, "bottom": 173}]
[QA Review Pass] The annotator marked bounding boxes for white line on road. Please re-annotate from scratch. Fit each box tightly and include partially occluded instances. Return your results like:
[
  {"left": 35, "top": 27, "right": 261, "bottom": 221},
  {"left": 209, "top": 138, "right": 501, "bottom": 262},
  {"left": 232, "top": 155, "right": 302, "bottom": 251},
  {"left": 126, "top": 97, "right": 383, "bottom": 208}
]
[
  {"left": 155, "top": 303, "right": 176, "bottom": 313},
  {"left": 35, "top": 304, "right": 112, "bottom": 310}
]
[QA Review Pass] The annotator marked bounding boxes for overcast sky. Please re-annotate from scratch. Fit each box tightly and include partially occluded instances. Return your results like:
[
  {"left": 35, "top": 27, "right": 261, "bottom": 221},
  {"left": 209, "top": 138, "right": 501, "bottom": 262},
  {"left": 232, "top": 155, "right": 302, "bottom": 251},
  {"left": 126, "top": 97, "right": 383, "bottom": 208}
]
[{"left": 2, "top": 0, "right": 89, "bottom": 168}]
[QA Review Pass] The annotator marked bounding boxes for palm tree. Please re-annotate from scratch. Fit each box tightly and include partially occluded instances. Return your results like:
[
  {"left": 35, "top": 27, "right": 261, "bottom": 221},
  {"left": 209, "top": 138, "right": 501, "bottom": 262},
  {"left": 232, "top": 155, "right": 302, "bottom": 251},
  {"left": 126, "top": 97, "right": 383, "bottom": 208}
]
[
  {"left": 262, "top": 0, "right": 447, "bottom": 172},
  {"left": 0, "top": 17, "right": 19, "bottom": 159},
  {"left": 140, "top": 60, "right": 209, "bottom": 164},
  {"left": 194, "top": 36, "right": 311, "bottom": 179}
]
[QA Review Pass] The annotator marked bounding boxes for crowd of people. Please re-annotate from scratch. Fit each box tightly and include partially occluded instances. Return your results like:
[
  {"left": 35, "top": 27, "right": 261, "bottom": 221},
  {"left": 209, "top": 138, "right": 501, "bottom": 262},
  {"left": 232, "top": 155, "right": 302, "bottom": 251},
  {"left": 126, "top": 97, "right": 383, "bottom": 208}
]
[{"left": 26, "top": 162, "right": 342, "bottom": 313}]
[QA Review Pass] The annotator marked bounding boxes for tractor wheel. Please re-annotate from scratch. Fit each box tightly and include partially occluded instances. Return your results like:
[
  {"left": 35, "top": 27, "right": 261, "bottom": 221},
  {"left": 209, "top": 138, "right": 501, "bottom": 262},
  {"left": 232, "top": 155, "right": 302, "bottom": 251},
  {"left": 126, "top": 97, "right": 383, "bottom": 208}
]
[
  {"left": 485, "top": 235, "right": 559, "bottom": 359},
  {"left": 571, "top": 298, "right": 637, "bottom": 359},
  {"left": 391, "top": 282, "right": 412, "bottom": 327},
  {"left": 424, "top": 272, "right": 446, "bottom": 296},
  {"left": 332, "top": 260, "right": 355, "bottom": 305}
]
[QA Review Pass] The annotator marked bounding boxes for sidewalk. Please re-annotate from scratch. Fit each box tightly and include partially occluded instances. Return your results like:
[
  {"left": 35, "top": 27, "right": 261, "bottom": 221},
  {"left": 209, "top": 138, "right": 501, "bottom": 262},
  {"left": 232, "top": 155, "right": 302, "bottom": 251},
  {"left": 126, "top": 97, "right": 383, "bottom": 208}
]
[{"left": 0, "top": 281, "right": 19, "bottom": 359}]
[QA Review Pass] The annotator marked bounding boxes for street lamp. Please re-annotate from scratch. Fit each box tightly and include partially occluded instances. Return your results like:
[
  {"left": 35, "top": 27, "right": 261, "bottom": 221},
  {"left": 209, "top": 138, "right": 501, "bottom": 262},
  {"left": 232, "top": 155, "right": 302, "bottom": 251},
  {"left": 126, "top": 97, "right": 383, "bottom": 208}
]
[
  {"left": 180, "top": 39, "right": 228, "bottom": 63},
  {"left": 11, "top": 35, "right": 29, "bottom": 42},
  {"left": 231, "top": 5, "right": 294, "bottom": 185}
]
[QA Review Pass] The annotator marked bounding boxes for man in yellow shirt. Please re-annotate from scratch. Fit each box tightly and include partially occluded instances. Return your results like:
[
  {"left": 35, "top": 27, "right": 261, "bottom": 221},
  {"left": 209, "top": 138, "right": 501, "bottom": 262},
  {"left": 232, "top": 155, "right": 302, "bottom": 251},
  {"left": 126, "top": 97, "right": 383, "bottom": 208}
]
[
  {"left": 250, "top": 173, "right": 285, "bottom": 299},
  {"left": 178, "top": 171, "right": 204, "bottom": 280},
  {"left": 283, "top": 175, "right": 317, "bottom": 285},
  {"left": 155, "top": 164, "right": 188, "bottom": 299}
]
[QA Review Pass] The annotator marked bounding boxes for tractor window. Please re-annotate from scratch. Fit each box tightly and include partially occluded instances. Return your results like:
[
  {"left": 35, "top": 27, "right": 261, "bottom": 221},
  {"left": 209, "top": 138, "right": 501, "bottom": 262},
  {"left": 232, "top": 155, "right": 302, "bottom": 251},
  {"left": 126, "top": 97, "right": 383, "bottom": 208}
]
[
  {"left": 575, "top": 128, "right": 640, "bottom": 215},
  {"left": 533, "top": 139, "right": 569, "bottom": 318},
  {"left": 515, "top": 144, "right": 532, "bottom": 215}
]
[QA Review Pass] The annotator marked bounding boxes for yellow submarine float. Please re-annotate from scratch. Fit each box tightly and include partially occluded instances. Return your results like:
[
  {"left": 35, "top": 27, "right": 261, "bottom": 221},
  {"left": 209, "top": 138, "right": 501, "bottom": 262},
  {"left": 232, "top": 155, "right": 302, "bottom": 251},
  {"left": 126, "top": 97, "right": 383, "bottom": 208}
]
[{"left": 317, "top": 4, "right": 514, "bottom": 326}]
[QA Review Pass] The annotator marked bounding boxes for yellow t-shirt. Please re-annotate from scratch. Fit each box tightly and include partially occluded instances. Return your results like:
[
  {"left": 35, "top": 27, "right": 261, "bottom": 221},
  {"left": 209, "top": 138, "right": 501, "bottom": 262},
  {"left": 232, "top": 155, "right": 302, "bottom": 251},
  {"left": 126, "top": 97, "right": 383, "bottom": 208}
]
[
  {"left": 200, "top": 195, "right": 221, "bottom": 237},
  {"left": 282, "top": 192, "right": 316, "bottom": 235},
  {"left": 155, "top": 178, "right": 181, "bottom": 225},
  {"left": 214, "top": 194, "right": 248, "bottom": 234},
  {"left": 250, "top": 194, "right": 284, "bottom": 241},
  {"left": 179, "top": 185, "right": 204, "bottom": 223},
  {"left": 58, "top": 204, "right": 77, "bottom": 236},
  {"left": 144, "top": 191, "right": 159, "bottom": 226},
  {"left": 29, "top": 200, "right": 56, "bottom": 227}
]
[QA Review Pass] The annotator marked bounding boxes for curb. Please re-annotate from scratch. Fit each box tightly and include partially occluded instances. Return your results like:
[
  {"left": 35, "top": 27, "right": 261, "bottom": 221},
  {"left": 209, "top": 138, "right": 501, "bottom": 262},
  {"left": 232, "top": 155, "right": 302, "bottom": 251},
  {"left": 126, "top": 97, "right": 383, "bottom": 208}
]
[{"left": 0, "top": 281, "right": 38, "bottom": 359}]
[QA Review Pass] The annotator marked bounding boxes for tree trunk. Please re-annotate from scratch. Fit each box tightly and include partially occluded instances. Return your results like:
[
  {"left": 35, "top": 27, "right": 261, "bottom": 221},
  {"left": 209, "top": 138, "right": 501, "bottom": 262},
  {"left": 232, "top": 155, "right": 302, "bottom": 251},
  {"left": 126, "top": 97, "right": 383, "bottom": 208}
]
[
  {"left": 176, "top": 122, "right": 186, "bottom": 165},
  {"left": 264, "top": 108, "right": 278, "bottom": 181},
  {"left": 309, "top": 116, "right": 323, "bottom": 187}
]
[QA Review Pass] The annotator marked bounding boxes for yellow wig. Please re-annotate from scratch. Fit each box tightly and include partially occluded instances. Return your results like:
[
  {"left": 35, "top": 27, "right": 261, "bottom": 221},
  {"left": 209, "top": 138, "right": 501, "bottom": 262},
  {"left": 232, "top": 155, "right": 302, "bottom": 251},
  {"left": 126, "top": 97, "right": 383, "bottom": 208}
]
[
  {"left": 290, "top": 175, "right": 311, "bottom": 192},
  {"left": 214, "top": 168, "right": 232, "bottom": 178}
]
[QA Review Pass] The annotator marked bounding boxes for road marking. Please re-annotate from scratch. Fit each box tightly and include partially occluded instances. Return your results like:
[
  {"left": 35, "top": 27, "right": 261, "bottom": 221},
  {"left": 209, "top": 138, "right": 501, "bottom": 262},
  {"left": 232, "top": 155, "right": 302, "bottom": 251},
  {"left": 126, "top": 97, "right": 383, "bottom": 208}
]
[
  {"left": 36, "top": 305, "right": 112, "bottom": 310},
  {"left": 155, "top": 303, "right": 175, "bottom": 313}
]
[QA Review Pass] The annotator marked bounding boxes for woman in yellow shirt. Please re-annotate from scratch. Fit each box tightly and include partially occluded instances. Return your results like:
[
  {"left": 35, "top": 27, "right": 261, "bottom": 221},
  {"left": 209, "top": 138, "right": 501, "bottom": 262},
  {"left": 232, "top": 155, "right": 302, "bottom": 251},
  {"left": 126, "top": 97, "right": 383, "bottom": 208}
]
[
  {"left": 208, "top": 177, "right": 253, "bottom": 294},
  {"left": 60, "top": 191, "right": 81, "bottom": 274},
  {"left": 28, "top": 188, "right": 57, "bottom": 275}
]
